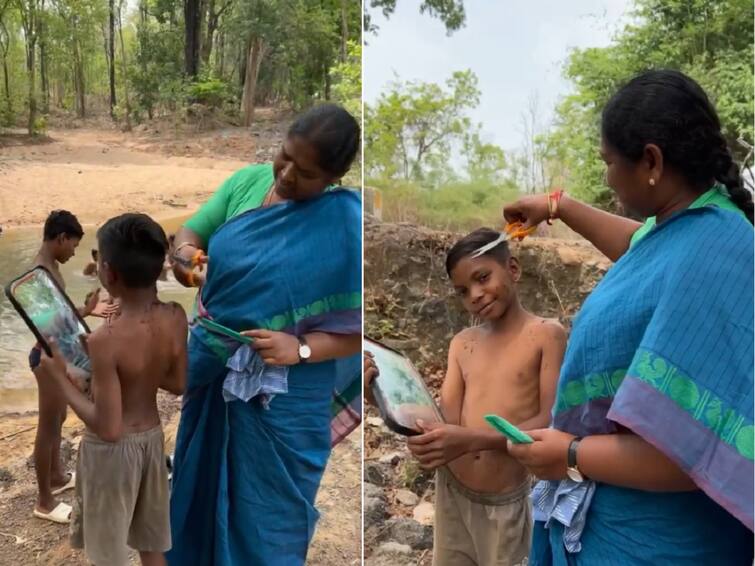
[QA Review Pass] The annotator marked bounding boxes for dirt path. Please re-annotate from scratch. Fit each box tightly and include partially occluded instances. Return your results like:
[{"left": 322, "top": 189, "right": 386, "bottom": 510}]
[
  {"left": 0, "top": 108, "right": 289, "bottom": 228},
  {"left": 0, "top": 119, "right": 361, "bottom": 564}
]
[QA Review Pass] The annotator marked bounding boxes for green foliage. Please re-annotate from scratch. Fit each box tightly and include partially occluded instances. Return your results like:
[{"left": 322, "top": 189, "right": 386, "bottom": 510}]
[
  {"left": 366, "top": 70, "right": 480, "bottom": 182},
  {"left": 186, "top": 76, "right": 232, "bottom": 108},
  {"left": 0, "top": 0, "right": 361, "bottom": 128},
  {"left": 32, "top": 114, "right": 46, "bottom": 135},
  {"left": 549, "top": 0, "right": 754, "bottom": 206},
  {"left": 370, "top": 177, "right": 519, "bottom": 232},
  {"left": 366, "top": 68, "right": 519, "bottom": 229},
  {"left": 331, "top": 39, "right": 361, "bottom": 120},
  {"left": 367, "top": 0, "right": 465, "bottom": 34}
]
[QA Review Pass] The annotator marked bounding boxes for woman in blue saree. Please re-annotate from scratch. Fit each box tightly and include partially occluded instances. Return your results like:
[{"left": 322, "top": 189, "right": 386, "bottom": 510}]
[
  {"left": 504, "top": 70, "right": 753, "bottom": 564},
  {"left": 167, "top": 104, "right": 361, "bottom": 565}
]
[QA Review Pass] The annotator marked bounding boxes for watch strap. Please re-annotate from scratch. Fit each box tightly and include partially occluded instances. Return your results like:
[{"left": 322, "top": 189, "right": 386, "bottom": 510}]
[{"left": 567, "top": 437, "right": 582, "bottom": 469}]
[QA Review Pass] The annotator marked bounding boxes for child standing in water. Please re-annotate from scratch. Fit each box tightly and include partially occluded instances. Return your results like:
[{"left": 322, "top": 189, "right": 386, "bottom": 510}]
[
  {"left": 406, "top": 228, "right": 566, "bottom": 566},
  {"left": 40, "top": 213, "right": 187, "bottom": 566}
]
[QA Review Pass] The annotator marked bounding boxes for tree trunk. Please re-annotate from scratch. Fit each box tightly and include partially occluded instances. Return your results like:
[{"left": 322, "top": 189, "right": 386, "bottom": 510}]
[
  {"left": 184, "top": 0, "right": 201, "bottom": 77},
  {"left": 117, "top": 0, "right": 131, "bottom": 130},
  {"left": 2, "top": 58, "right": 10, "bottom": 116},
  {"left": 340, "top": 0, "right": 348, "bottom": 62},
  {"left": 108, "top": 0, "right": 116, "bottom": 117},
  {"left": 241, "top": 36, "right": 265, "bottom": 127},
  {"left": 216, "top": 28, "right": 225, "bottom": 78},
  {"left": 39, "top": 42, "right": 48, "bottom": 113},
  {"left": 39, "top": 22, "right": 48, "bottom": 113},
  {"left": 72, "top": 33, "right": 85, "bottom": 118},
  {"left": 200, "top": 0, "right": 215, "bottom": 65},
  {"left": 26, "top": 36, "right": 36, "bottom": 134},
  {"left": 238, "top": 39, "right": 248, "bottom": 88},
  {"left": 0, "top": 21, "right": 11, "bottom": 116}
]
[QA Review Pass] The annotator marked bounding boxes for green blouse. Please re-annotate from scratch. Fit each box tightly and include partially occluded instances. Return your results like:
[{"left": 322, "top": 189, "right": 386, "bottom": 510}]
[
  {"left": 629, "top": 185, "right": 745, "bottom": 248},
  {"left": 184, "top": 164, "right": 275, "bottom": 244}
]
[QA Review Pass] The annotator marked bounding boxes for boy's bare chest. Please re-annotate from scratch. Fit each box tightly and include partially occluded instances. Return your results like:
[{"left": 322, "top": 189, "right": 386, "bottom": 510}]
[{"left": 457, "top": 336, "right": 541, "bottom": 393}]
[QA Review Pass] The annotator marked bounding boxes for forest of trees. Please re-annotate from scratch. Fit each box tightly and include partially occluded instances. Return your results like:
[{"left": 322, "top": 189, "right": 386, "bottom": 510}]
[
  {"left": 0, "top": 0, "right": 361, "bottom": 134},
  {"left": 365, "top": 0, "right": 754, "bottom": 226}
]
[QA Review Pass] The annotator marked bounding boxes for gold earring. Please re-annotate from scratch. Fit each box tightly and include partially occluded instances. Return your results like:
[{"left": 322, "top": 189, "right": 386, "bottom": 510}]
[{"left": 649, "top": 178, "right": 656, "bottom": 186}]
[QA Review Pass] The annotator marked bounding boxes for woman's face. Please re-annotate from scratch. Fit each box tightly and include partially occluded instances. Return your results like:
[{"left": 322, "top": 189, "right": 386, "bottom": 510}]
[
  {"left": 272, "top": 135, "right": 335, "bottom": 202},
  {"left": 600, "top": 140, "right": 656, "bottom": 217}
]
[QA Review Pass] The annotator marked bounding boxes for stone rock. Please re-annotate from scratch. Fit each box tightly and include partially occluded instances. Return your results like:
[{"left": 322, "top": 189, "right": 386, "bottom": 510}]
[
  {"left": 0, "top": 468, "right": 14, "bottom": 489},
  {"left": 379, "top": 451, "right": 404, "bottom": 466},
  {"left": 366, "top": 553, "right": 414, "bottom": 566},
  {"left": 395, "top": 488, "right": 419, "bottom": 506},
  {"left": 365, "top": 461, "right": 389, "bottom": 487},
  {"left": 364, "top": 496, "right": 389, "bottom": 530},
  {"left": 364, "top": 482, "right": 384, "bottom": 500},
  {"left": 366, "top": 417, "right": 385, "bottom": 428},
  {"left": 556, "top": 246, "right": 582, "bottom": 267},
  {"left": 375, "top": 542, "right": 412, "bottom": 556},
  {"left": 412, "top": 501, "right": 435, "bottom": 525},
  {"left": 384, "top": 517, "right": 433, "bottom": 550}
]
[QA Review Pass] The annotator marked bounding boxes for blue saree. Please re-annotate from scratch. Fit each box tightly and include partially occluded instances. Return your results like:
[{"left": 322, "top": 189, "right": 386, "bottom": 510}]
[
  {"left": 167, "top": 190, "right": 361, "bottom": 566},
  {"left": 532, "top": 207, "right": 754, "bottom": 565}
]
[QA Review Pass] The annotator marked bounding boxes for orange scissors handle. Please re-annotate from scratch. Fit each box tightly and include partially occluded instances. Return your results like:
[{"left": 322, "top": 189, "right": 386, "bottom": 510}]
[{"left": 504, "top": 222, "right": 536, "bottom": 241}]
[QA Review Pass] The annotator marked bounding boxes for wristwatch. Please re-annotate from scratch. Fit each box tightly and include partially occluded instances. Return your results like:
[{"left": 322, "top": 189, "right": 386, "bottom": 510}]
[
  {"left": 298, "top": 336, "right": 312, "bottom": 363},
  {"left": 566, "top": 437, "right": 585, "bottom": 482}
]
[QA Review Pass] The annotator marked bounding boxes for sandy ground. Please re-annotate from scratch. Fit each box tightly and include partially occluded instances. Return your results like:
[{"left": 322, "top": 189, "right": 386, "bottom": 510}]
[
  {"left": 0, "top": 117, "right": 362, "bottom": 564},
  {"left": 0, "top": 400, "right": 362, "bottom": 565},
  {"left": 0, "top": 131, "right": 241, "bottom": 229}
]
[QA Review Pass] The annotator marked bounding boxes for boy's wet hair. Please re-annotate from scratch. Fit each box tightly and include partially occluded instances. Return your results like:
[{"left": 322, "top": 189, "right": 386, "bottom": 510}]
[
  {"left": 43, "top": 210, "right": 84, "bottom": 241},
  {"left": 289, "top": 103, "right": 360, "bottom": 178},
  {"left": 97, "top": 213, "right": 168, "bottom": 288},
  {"left": 446, "top": 228, "right": 511, "bottom": 276},
  {"left": 603, "top": 69, "right": 753, "bottom": 223}
]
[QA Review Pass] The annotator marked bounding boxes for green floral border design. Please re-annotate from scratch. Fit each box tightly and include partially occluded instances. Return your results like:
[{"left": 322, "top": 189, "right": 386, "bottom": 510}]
[
  {"left": 554, "top": 367, "right": 628, "bottom": 415},
  {"left": 262, "top": 291, "right": 362, "bottom": 331},
  {"left": 554, "top": 350, "right": 754, "bottom": 461},
  {"left": 630, "top": 349, "right": 753, "bottom": 461}
]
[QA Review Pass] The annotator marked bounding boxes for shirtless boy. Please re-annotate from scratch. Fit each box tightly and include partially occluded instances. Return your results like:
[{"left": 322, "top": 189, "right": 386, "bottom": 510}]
[
  {"left": 406, "top": 228, "right": 566, "bottom": 566},
  {"left": 40, "top": 213, "right": 187, "bottom": 566}
]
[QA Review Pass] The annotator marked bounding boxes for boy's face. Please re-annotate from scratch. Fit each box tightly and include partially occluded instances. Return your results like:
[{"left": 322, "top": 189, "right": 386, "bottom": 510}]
[
  {"left": 450, "top": 254, "right": 521, "bottom": 321},
  {"left": 54, "top": 235, "right": 80, "bottom": 263}
]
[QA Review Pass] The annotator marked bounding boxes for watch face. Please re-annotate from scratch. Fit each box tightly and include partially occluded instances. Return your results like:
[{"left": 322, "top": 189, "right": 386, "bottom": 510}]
[
  {"left": 566, "top": 467, "right": 584, "bottom": 483},
  {"left": 299, "top": 344, "right": 312, "bottom": 359}
]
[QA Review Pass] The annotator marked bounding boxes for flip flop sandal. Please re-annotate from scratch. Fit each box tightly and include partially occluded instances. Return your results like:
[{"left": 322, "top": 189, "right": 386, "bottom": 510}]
[
  {"left": 33, "top": 501, "right": 72, "bottom": 524},
  {"left": 51, "top": 472, "right": 76, "bottom": 495}
]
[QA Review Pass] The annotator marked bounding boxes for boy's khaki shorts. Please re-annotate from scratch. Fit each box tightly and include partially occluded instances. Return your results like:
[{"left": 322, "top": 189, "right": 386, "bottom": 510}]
[
  {"left": 433, "top": 467, "right": 532, "bottom": 566},
  {"left": 70, "top": 426, "right": 171, "bottom": 566}
]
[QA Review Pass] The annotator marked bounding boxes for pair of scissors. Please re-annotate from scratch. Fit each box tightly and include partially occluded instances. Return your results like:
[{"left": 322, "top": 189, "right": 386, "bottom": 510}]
[{"left": 470, "top": 222, "right": 536, "bottom": 258}]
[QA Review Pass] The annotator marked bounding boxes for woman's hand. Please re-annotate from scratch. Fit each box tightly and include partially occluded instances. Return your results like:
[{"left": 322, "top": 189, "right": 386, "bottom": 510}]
[
  {"left": 503, "top": 194, "right": 551, "bottom": 229},
  {"left": 173, "top": 243, "right": 209, "bottom": 287},
  {"left": 407, "top": 421, "right": 470, "bottom": 470},
  {"left": 506, "top": 428, "right": 576, "bottom": 480},
  {"left": 242, "top": 329, "right": 300, "bottom": 365}
]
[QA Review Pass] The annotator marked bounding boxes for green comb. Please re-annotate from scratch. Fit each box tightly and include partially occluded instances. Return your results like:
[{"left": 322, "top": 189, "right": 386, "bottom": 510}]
[{"left": 484, "top": 414, "right": 534, "bottom": 444}]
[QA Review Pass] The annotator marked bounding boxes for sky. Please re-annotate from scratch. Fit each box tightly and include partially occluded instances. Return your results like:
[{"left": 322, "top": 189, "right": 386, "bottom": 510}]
[{"left": 364, "top": 0, "right": 633, "bottom": 153}]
